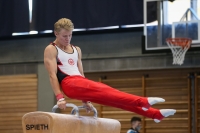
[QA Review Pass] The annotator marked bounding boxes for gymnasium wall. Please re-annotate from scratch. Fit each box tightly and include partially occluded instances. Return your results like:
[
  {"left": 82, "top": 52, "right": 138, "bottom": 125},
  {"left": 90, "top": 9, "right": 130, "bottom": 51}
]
[{"left": 0, "top": 31, "right": 199, "bottom": 73}]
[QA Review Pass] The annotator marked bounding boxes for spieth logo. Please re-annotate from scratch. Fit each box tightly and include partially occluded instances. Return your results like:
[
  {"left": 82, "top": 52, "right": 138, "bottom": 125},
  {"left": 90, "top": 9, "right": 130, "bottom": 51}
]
[
  {"left": 68, "top": 58, "right": 74, "bottom": 65},
  {"left": 26, "top": 124, "right": 48, "bottom": 130}
]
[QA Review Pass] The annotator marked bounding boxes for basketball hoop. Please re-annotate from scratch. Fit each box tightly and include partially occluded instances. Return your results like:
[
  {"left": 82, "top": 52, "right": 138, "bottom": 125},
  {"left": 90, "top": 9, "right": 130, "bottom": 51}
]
[{"left": 166, "top": 38, "right": 192, "bottom": 65}]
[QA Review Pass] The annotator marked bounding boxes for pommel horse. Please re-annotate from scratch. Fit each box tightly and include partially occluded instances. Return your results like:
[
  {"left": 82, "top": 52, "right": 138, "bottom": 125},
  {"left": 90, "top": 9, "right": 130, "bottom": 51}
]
[{"left": 22, "top": 103, "right": 121, "bottom": 133}]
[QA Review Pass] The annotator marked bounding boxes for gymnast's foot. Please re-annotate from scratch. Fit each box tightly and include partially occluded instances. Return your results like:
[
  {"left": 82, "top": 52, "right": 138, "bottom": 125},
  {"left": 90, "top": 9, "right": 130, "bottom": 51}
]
[
  {"left": 154, "top": 109, "right": 176, "bottom": 123},
  {"left": 142, "top": 97, "right": 165, "bottom": 111}
]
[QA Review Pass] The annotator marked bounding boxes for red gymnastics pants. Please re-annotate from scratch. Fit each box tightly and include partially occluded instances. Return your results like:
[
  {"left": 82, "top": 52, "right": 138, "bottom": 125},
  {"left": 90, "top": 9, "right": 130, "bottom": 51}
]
[{"left": 61, "top": 75, "right": 164, "bottom": 120}]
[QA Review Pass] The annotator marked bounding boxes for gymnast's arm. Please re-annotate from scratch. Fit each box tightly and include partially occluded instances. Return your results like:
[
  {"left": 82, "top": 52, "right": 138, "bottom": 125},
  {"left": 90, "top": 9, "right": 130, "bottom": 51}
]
[
  {"left": 44, "top": 45, "right": 67, "bottom": 109},
  {"left": 76, "top": 46, "right": 93, "bottom": 112},
  {"left": 76, "top": 46, "right": 85, "bottom": 77}
]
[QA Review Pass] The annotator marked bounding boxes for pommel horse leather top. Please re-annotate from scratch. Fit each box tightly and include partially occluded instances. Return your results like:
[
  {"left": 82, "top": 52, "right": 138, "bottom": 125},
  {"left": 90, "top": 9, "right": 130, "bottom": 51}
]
[{"left": 22, "top": 103, "right": 121, "bottom": 133}]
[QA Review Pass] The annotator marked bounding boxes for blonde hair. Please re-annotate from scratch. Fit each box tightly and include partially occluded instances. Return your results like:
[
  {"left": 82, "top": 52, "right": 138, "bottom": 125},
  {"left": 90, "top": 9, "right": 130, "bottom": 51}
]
[{"left": 54, "top": 18, "right": 74, "bottom": 32}]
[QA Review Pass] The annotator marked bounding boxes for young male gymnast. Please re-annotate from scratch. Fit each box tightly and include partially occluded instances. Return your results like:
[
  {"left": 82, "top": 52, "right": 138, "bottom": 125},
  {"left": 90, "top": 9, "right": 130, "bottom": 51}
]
[{"left": 44, "top": 18, "right": 176, "bottom": 123}]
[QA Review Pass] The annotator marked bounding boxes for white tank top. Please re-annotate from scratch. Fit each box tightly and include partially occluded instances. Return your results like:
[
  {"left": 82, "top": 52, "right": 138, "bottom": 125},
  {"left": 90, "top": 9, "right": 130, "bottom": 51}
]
[{"left": 53, "top": 43, "right": 82, "bottom": 82}]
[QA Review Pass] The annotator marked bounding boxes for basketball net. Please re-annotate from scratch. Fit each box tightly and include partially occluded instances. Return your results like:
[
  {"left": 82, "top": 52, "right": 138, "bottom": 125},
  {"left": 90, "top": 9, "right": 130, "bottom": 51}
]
[{"left": 166, "top": 38, "right": 192, "bottom": 65}]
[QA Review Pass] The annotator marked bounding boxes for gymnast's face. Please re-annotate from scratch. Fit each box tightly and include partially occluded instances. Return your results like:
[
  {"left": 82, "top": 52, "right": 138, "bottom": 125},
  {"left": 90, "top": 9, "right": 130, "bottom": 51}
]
[{"left": 55, "top": 28, "right": 72, "bottom": 46}]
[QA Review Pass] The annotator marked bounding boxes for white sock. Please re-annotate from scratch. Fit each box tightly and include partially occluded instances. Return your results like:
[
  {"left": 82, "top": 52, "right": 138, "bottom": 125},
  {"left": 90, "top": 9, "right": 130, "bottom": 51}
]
[
  {"left": 148, "top": 97, "right": 165, "bottom": 105},
  {"left": 142, "top": 97, "right": 165, "bottom": 111},
  {"left": 153, "top": 109, "right": 176, "bottom": 123},
  {"left": 160, "top": 109, "right": 176, "bottom": 117}
]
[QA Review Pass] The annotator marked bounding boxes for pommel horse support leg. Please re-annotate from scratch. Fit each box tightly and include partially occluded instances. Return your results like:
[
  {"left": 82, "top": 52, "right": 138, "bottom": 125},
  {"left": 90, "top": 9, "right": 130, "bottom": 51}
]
[{"left": 22, "top": 103, "right": 121, "bottom": 133}]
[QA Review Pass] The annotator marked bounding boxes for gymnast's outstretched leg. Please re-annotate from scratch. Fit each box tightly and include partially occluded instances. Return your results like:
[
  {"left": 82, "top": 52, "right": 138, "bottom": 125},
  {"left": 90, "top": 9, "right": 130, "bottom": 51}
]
[
  {"left": 80, "top": 98, "right": 176, "bottom": 123},
  {"left": 61, "top": 75, "right": 176, "bottom": 119},
  {"left": 61, "top": 76, "right": 164, "bottom": 110}
]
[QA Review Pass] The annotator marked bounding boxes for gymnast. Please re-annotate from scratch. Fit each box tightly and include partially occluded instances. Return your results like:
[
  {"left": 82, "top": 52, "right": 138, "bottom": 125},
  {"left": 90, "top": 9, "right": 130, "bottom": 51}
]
[{"left": 44, "top": 18, "right": 176, "bottom": 123}]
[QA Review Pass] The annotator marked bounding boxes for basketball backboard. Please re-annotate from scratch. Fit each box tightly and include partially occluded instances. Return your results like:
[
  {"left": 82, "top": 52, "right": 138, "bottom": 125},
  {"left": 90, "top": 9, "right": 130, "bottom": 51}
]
[{"left": 142, "top": 0, "right": 200, "bottom": 53}]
